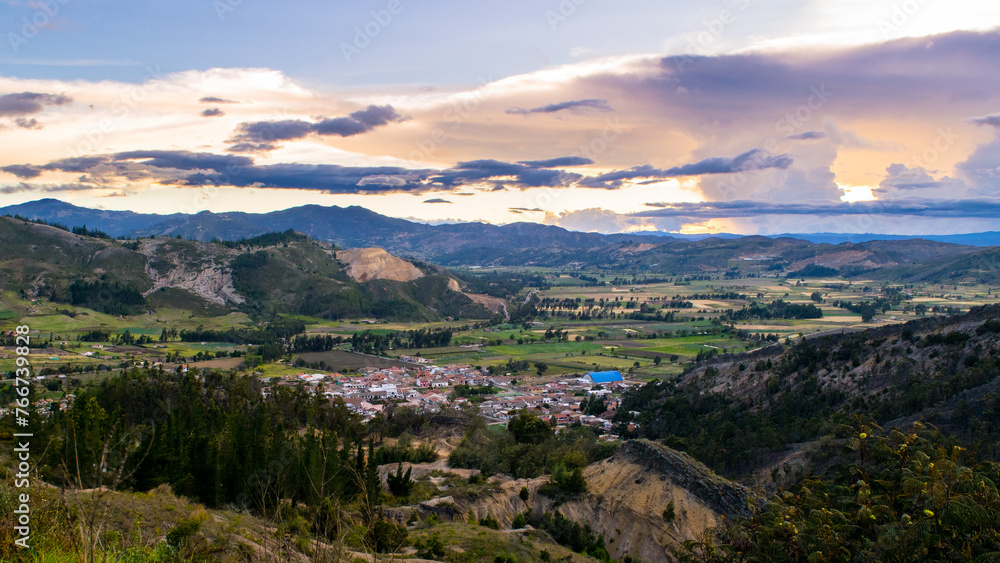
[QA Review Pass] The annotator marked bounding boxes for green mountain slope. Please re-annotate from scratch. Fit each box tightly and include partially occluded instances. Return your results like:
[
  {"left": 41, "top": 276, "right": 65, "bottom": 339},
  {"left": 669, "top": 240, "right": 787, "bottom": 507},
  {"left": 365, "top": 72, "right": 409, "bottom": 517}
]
[{"left": 0, "top": 217, "right": 491, "bottom": 321}]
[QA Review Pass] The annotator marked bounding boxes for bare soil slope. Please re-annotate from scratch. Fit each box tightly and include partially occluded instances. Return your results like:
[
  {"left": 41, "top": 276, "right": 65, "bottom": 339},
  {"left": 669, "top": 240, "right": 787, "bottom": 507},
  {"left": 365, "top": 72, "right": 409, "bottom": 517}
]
[{"left": 336, "top": 247, "right": 425, "bottom": 282}]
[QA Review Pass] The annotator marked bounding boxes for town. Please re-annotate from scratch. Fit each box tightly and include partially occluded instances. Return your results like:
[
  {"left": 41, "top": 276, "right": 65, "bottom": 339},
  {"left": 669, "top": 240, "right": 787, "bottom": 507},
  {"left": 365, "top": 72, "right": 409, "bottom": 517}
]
[{"left": 265, "top": 363, "right": 630, "bottom": 435}]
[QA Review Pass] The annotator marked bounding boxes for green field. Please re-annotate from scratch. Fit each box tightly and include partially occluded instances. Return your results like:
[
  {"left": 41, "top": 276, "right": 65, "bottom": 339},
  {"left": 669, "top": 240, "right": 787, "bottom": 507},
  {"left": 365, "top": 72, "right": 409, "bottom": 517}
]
[{"left": 3, "top": 273, "right": 999, "bottom": 380}]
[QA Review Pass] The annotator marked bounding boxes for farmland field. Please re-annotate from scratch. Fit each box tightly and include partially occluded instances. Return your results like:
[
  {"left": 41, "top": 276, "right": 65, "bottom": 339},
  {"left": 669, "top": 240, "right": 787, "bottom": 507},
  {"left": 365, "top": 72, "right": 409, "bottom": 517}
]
[{"left": 3, "top": 272, "right": 999, "bottom": 381}]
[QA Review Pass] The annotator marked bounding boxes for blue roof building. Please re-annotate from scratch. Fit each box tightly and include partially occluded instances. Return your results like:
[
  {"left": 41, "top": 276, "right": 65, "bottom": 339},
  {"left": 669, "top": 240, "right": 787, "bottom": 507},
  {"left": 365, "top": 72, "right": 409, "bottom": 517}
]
[{"left": 584, "top": 371, "right": 623, "bottom": 384}]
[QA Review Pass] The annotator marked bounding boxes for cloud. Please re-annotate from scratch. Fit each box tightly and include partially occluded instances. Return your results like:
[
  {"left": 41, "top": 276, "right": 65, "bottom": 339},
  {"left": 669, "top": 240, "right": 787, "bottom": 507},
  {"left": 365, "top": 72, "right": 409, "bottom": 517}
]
[
  {"left": 879, "top": 163, "right": 968, "bottom": 192},
  {"left": 201, "top": 108, "right": 224, "bottom": 117},
  {"left": 14, "top": 117, "right": 42, "bottom": 129},
  {"left": 199, "top": 96, "right": 237, "bottom": 104},
  {"left": 0, "top": 182, "right": 88, "bottom": 195},
  {"left": 581, "top": 148, "right": 793, "bottom": 188},
  {"left": 429, "top": 159, "right": 583, "bottom": 189},
  {"left": 229, "top": 119, "right": 314, "bottom": 142},
  {"left": 38, "top": 150, "right": 431, "bottom": 194},
  {"left": 509, "top": 207, "right": 544, "bottom": 212},
  {"left": 823, "top": 121, "right": 897, "bottom": 150},
  {"left": 970, "top": 114, "right": 1000, "bottom": 128},
  {"left": 956, "top": 134, "right": 1000, "bottom": 195},
  {"left": 1, "top": 164, "right": 42, "bottom": 179},
  {"left": 22, "top": 150, "right": 614, "bottom": 195},
  {"left": 423, "top": 198, "right": 452, "bottom": 204},
  {"left": 228, "top": 104, "right": 408, "bottom": 152},
  {"left": 518, "top": 156, "right": 594, "bottom": 168},
  {"left": 182, "top": 163, "right": 430, "bottom": 193},
  {"left": 0, "top": 92, "right": 71, "bottom": 117},
  {"left": 42, "top": 156, "right": 112, "bottom": 173},
  {"left": 544, "top": 207, "right": 682, "bottom": 233},
  {"left": 507, "top": 98, "right": 613, "bottom": 116},
  {"left": 357, "top": 174, "right": 420, "bottom": 186},
  {"left": 17, "top": 146, "right": 801, "bottom": 198},
  {"left": 635, "top": 198, "right": 1000, "bottom": 219},
  {"left": 114, "top": 150, "right": 254, "bottom": 171},
  {"left": 784, "top": 131, "right": 826, "bottom": 141}
]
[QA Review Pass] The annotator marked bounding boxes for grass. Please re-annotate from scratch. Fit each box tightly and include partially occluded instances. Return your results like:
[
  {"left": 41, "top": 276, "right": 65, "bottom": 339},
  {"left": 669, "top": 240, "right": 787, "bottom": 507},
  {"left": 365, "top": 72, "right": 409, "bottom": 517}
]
[
  {"left": 0, "top": 478, "right": 336, "bottom": 563},
  {"left": 640, "top": 336, "right": 747, "bottom": 357},
  {"left": 486, "top": 341, "right": 604, "bottom": 356},
  {"left": 117, "top": 327, "right": 162, "bottom": 336},
  {"left": 406, "top": 520, "right": 592, "bottom": 563}
]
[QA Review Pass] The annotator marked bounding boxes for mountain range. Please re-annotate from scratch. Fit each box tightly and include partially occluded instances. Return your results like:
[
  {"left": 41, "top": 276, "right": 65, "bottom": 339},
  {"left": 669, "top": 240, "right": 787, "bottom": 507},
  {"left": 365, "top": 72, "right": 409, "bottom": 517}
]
[{"left": 5, "top": 198, "right": 1000, "bottom": 281}]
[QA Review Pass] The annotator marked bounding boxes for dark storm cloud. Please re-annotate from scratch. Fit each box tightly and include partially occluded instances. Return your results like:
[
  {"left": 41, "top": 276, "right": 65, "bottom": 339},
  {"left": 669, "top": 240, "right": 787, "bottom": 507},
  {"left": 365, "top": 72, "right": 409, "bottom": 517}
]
[
  {"left": 228, "top": 105, "right": 408, "bottom": 152},
  {"left": 506, "top": 98, "right": 613, "bottom": 116},
  {"left": 580, "top": 148, "right": 793, "bottom": 188},
  {"left": 518, "top": 156, "right": 595, "bottom": 168},
  {"left": 202, "top": 108, "right": 224, "bottom": 117},
  {"left": 0, "top": 92, "right": 71, "bottom": 116}
]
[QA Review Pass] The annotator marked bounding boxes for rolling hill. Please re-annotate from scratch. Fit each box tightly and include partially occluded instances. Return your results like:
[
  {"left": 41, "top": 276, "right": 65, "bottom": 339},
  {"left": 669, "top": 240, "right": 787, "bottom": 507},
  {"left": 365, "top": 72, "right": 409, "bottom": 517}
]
[{"left": 0, "top": 217, "right": 491, "bottom": 321}]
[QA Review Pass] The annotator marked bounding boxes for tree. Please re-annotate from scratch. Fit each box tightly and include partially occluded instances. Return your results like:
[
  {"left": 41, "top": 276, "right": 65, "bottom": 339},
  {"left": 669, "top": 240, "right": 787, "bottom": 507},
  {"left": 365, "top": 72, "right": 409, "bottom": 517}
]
[
  {"left": 535, "top": 362, "right": 548, "bottom": 376},
  {"left": 509, "top": 411, "right": 553, "bottom": 445},
  {"left": 386, "top": 463, "right": 414, "bottom": 497},
  {"left": 513, "top": 512, "right": 528, "bottom": 529},
  {"left": 678, "top": 424, "right": 1000, "bottom": 562},
  {"left": 366, "top": 518, "right": 408, "bottom": 553},
  {"left": 551, "top": 463, "right": 588, "bottom": 494},
  {"left": 653, "top": 356, "right": 662, "bottom": 366},
  {"left": 415, "top": 533, "right": 446, "bottom": 559}
]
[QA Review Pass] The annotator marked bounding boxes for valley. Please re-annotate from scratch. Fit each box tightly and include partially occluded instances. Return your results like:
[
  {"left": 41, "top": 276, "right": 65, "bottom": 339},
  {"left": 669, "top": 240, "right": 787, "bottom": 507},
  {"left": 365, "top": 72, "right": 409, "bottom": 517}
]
[{"left": 2, "top": 207, "right": 1000, "bottom": 561}]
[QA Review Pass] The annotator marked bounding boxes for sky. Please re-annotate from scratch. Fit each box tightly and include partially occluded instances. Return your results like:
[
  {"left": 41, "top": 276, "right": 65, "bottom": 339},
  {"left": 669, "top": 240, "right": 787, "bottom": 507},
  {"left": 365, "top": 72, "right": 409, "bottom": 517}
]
[{"left": 1, "top": 0, "right": 1000, "bottom": 235}]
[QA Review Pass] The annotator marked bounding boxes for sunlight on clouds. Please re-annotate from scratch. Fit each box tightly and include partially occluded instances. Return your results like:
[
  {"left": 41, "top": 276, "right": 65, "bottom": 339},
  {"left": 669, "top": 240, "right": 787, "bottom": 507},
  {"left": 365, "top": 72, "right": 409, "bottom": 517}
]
[
  {"left": 839, "top": 185, "right": 878, "bottom": 202},
  {"left": 678, "top": 221, "right": 719, "bottom": 235},
  {"left": 744, "top": 0, "right": 1000, "bottom": 53}
]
